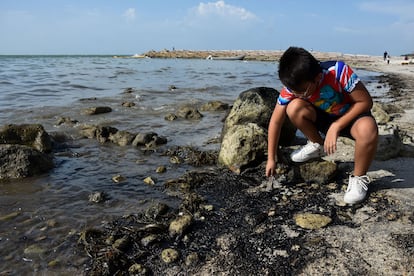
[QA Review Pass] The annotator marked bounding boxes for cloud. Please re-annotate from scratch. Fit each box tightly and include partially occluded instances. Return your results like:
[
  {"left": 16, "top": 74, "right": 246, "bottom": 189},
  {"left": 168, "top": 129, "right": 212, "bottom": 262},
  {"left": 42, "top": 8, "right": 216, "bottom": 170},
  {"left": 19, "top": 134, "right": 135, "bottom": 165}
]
[
  {"left": 196, "top": 1, "right": 257, "bottom": 21},
  {"left": 123, "top": 8, "right": 136, "bottom": 21}
]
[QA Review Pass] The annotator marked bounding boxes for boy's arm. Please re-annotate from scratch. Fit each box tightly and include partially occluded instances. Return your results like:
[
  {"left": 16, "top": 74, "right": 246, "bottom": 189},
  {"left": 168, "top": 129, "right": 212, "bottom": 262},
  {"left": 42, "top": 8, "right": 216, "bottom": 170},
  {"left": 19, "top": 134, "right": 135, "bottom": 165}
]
[
  {"left": 266, "top": 103, "right": 287, "bottom": 177},
  {"left": 324, "top": 82, "right": 373, "bottom": 154}
]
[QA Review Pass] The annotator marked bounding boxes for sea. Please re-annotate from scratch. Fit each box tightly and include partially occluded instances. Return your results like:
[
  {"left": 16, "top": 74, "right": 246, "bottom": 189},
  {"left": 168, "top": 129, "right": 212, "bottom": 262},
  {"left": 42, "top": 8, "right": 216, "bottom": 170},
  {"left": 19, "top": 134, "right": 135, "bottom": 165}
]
[{"left": 0, "top": 55, "right": 388, "bottom": 274}]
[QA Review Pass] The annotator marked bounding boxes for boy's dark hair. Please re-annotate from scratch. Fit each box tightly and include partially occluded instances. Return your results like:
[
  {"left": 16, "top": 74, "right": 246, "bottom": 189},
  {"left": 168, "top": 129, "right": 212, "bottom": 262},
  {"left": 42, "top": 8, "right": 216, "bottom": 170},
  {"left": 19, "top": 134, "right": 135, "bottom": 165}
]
[{"left": 278, "top": 46, "right": 322, "bottom": 91}]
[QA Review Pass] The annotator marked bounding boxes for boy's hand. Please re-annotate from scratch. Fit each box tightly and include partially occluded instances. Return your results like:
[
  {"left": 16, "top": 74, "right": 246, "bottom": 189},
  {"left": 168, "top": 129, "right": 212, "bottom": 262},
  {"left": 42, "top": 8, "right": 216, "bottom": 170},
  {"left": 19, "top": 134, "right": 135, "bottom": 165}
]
[
  {"left": 324, "top": 123, "right": 340, "bottom": 155},
  {"left": 266, "top": 159, "right": 277, "bottom": 177}
]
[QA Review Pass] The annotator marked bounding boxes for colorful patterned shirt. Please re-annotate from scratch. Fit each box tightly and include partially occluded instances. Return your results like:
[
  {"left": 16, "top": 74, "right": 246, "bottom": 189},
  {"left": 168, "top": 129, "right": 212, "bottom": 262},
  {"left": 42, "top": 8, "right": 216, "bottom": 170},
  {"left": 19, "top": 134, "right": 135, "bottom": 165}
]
[{"left": 277, "top": 61, "right": 360, "bottom": 116}]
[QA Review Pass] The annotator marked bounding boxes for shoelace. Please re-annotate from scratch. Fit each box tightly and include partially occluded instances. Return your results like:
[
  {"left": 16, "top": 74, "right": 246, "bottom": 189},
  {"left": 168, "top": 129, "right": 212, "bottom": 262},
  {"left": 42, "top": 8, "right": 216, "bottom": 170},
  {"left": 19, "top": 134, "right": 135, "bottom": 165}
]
[
  {"left": 303, "top": 142, "right": 320, "bottom": 153},
  {"left": 347, "top": 175, "right": 370, "bottom": 192}
]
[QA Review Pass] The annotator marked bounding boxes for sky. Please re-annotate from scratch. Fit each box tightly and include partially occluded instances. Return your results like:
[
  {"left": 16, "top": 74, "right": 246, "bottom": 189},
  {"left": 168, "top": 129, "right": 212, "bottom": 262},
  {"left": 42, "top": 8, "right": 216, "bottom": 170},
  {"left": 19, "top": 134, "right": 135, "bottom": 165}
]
[{"left": 1, "top": 0, "right": 413, "bottom": 56}]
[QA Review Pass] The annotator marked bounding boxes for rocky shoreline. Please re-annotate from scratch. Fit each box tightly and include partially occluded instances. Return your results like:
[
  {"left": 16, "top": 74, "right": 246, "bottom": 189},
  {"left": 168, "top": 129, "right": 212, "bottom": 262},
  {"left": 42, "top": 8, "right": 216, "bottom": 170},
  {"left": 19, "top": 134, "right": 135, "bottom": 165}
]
[{"left": 1, "top": 51, "right": 414, "bottom": 275}]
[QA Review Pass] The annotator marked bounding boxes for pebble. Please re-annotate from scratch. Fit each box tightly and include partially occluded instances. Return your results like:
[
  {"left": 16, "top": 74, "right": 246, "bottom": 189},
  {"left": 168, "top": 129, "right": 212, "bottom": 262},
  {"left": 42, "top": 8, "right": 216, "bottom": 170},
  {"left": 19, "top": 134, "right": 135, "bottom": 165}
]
[
  {"left": 156, "top": 166, "right": 167, "bottom": 173},
  {"left": 88, "top": 192, "right": 107, "bottom": 203},
  {"left": 169, "top": 214, "right": 192, "bottom": 236},
  {"left": 143, "top": 176, "right": 156, "bottom": 185},
  {"left": 294, "top": 213, "right": 332, "bottom": 230},
  {"left": 112, "top": 174, "right": 126, "bottom": 183},
  {"left": 161, "top": 248, "right": 179, "bottom": 264}
]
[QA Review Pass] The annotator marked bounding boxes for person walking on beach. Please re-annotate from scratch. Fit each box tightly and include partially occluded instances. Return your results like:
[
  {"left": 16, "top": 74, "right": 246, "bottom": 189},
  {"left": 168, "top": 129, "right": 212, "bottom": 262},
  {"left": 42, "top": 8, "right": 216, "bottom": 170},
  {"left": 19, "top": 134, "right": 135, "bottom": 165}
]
[
  {"left": 266, "top": 46, "right": 378, "bottom": 204},
  {"left": 383, "top": 51, "right": 388, "bottom": 61}
]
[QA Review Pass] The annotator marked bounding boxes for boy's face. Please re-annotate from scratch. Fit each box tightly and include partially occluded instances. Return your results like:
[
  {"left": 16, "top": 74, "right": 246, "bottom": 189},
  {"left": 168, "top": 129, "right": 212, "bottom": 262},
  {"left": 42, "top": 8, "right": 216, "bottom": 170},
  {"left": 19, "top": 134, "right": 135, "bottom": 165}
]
[
  {"left": 290, "top": 72, "right": 322, "bottom": 98},
  {"left": 291, "top": 81, "right": 315, "bottom": 98}
]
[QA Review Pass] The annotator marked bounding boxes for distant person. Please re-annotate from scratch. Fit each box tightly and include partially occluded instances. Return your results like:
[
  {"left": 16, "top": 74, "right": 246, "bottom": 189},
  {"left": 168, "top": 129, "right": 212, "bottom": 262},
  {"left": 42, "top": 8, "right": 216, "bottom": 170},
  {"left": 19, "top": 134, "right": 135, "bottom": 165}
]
[
  {"left": 386, "top": 54, "right": 390, "bottom": 64},
  {"left": 383, "top": 51, "right": 388, "bottom": 61},
  {"left": 266, "top": 46, "right": 378, "bottom": 205}
]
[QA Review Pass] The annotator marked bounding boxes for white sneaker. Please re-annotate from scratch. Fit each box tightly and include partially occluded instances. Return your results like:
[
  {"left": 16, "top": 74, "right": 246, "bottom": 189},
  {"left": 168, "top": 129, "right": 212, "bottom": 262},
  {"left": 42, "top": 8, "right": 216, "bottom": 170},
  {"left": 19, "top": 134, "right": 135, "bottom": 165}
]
[
  {"left": 344, "top": 175, "right": 370, "bottom": 204},
  {"left": 290, "top": 141, "right": 325, "bottom": 162}
]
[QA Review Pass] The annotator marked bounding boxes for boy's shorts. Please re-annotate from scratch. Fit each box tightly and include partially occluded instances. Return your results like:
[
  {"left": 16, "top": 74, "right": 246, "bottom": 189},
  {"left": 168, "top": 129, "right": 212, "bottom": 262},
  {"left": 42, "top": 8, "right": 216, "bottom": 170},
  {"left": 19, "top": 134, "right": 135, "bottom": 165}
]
[{"left": 314, "top": 107, "right": 374, "bottom": 139}]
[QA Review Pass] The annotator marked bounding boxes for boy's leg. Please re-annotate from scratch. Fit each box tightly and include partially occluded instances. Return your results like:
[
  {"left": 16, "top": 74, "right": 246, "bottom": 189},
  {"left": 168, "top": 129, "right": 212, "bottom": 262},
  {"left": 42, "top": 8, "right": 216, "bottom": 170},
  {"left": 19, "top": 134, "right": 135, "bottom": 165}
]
[
  {"left": 350, "top": 116, "right": 378, "bottom": 176},
  {"left": 285, "top": 99, "right": 324, "bottom": 144}
]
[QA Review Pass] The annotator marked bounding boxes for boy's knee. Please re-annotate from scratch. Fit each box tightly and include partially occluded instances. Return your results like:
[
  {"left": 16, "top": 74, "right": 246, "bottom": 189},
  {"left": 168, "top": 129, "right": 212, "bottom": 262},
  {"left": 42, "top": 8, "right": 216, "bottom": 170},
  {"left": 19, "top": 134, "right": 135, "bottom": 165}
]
[
  {"left": 286, "top": 99, "right": 313, "bottom": 119},
  {"left": 352, "top": 117, "right": 378, "bottom": 141}
]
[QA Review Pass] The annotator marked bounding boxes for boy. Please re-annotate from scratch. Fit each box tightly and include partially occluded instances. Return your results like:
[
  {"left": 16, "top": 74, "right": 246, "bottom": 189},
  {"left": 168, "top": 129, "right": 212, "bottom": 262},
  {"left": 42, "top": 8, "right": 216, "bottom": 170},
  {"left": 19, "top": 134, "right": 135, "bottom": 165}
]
[{"left": 266, "top": 46, "right": 378, "bottom": 204}]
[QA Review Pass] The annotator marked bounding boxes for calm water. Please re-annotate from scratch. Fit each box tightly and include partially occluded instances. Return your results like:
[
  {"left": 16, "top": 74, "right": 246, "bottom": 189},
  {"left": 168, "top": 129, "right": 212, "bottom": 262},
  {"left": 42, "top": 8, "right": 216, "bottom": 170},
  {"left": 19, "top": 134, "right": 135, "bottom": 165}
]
[{"left": 0, "top": 55, "right": 386, "bottom": 274}]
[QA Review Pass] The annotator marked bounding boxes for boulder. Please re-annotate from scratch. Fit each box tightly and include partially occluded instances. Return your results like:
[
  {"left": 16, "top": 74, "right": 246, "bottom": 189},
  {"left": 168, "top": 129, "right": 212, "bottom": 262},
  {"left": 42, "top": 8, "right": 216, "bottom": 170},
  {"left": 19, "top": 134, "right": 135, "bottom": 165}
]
[
  {"left": 0, "top": 144, "right": 54, "bottom": 179},
  {"left": 218, "top": 87, "right": 296, "bottom": 172},
  {"left": 221, "top": 87, "right": 296, "bottom": 145},
  {"left": 0, "top": 124, "right": 52, "bottom": 152},
  {"left": 218, "top": 123, "right": 267, "bottom": 173}
]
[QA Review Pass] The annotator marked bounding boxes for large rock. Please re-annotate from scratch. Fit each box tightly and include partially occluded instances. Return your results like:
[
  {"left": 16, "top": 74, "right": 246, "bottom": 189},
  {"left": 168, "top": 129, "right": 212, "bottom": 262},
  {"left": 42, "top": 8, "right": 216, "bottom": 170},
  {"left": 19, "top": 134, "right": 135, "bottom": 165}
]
[
  {"left": 0, "top": 144, "right": 54, "bottom": 179},
  {"left": 221, "top": 87, "right": 296, "bottom": 145},
  {"left": 372, "top": 103, "right": 390, "bottom": 125},
  {"left": 219, "top": 87, "right": 296, "bottom": 172},
  {"left": 0, "top": 124, "right": 52, "bottom": 152},
  {"left": 218, "top": 123, "right": 267, "bottom": 173}
]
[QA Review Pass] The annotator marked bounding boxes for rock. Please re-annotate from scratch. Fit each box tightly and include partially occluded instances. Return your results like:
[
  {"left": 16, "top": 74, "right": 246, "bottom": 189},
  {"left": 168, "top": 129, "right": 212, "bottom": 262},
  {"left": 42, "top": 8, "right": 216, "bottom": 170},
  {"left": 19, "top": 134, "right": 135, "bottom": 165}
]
[
  {"left": 164, "top": 113, "right": 178, "bottom": 121},
  {"left": 95, "top": 126, "right": 118, "bottom": 143},
  {"left": 176, "top": 106, "right": 203, "bottom": 120},
  {"left": 145, "top": 203, "right": 170, "bottom": 219},
  {"left": 141, "top": 234, "right": 158, "bottom": 247},
  {"left": 218, "top": 123, "right": 267, "bottom": 173},
  {"left": 112, "top": 174, "right": 126, "bottom": 183},
  {"left": 218, "top": 87, "right": 297, "bottom": 172},
  {"left": 161, "top": 248, "right": 179, "bottom": 264},
  {"left": 88, "top": 191, "right": 107, "bottom": 203},
  {"left": 0, "top": 124, "right": 52, "bottom": 152},
  {"left": 79, "top": 125, "right": 98, "bottom": 139},
  {"left": 82, "top": 106, "right": 112, "bottom": 115},
  {"left": 128, "top": 263, "right": 149, "bottom": 275},
  {"left": 132, "top": 132, "right": 167, "bottom": 147},
  {"left": 79, "top": 125, "right": 119, "bottom": 143},
  {"left": 0, "top": 144, "right": 54, "bottom": 179},
  {"left": 200, "top": 101, "right": 229, "bottom": 111},
  {"left": 143, "top": 176, "right": 156, "bottom": 185},
  {"left": 109, "top": 130, "right": 135, "bottom": 146},
  {"left": 299, "top": 161, "right": 337, "bottom": 184},
  {"left": 169, "top": 214, "right": 193, "bottom": 236},
  {"left": 185, "top": 252, "right": 199, "bottom": 266},
  {"left": 122, "top": 102, "right": 135, "bottom": 107},
  {"left": 372, "top": 103, "right": 390, "bottom": 125},
  {"left": 221, "top": 87, "right": 296, "bottom": 146},
  {"left": 56, "top": 117, "right": 79, "bottom": 126},
  {"left": 156, "top": 166, "right": 167, "bottom": 173},
  {"left": 294, "top": 213, "right": 332, "bottom": 230},
  {"left": 112, "top": 236, "right": 130, "bottom": 251},
  {"left": 376, "top": 125, "right": 404, "bottom": 160}
]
